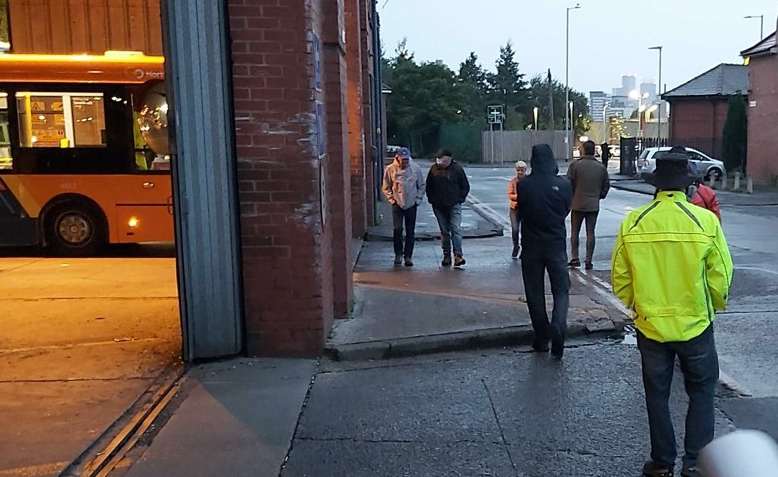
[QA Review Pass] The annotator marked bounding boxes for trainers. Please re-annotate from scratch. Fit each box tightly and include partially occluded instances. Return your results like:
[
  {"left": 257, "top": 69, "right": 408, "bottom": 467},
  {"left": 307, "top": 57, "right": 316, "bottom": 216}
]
[
  {"left": 404, "top": 258, "right": 414, "bottom": 267},
  {"left": 454, "top": 255, "right": 466, "bottom": 267},
  {"left": 394, "top": 255, "right": 403, "bottom": 266},
  {"left": 681, "top": 465, "right": 700, "bottom": 477},
  {"left": 569, "top": 258, "right": 581, "bottom": 268},
  {"left": 584, "top": 261, "right": 593, "bottom": 270},
  {"left": 441, "top": 255, "right": 452, "bottom": 267},
  {"left": 643, "top": 461, "right": 674, "bottom": 477},
  {"left": 511, "top": 244, "right": 520, "bottom": 259}
]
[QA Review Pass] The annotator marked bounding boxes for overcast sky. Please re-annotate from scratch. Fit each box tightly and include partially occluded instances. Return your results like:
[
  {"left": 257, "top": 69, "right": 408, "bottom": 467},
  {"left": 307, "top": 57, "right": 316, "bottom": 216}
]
[{"left": 379, "top": 0, "right": 777, "bottom": 95}]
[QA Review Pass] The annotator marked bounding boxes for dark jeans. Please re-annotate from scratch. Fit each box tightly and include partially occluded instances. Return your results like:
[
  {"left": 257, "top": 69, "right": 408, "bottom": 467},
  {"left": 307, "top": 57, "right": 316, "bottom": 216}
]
[
  {"left": 570, "top": 210, "right": 599, "bottom": 263},
  {"left": 392, "top": 204, "right": 417, "bottom": 258},
  {"left": 509, "top": 208, "right": 521, "bottom": 247},
  {"left": 637, "top": 325, "right": 719, "bottom": 468},
  {"left": 521, "top": 248, "right": 570, "bottom": 350},
  {"left": 432, "top": 204, "right": 463, "bottom": 256}
]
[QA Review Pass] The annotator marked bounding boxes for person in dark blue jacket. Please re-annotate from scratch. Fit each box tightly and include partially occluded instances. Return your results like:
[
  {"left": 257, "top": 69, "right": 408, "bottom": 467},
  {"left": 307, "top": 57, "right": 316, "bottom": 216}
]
[{"left": 517, "top": 144, "right": 573, "bottom": 358}]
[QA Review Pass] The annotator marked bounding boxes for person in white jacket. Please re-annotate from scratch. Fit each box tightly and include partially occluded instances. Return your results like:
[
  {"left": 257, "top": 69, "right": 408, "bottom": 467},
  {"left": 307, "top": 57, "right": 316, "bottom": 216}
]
[{"left": 382, "top": 147, "right": 425, "bottom": 267}]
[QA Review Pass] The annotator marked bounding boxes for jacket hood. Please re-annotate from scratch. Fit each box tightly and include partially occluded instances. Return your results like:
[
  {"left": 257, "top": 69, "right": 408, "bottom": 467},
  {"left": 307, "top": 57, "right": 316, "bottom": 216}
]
[{"left": 530, "top": 144, "right": 558, "bottom": 175}]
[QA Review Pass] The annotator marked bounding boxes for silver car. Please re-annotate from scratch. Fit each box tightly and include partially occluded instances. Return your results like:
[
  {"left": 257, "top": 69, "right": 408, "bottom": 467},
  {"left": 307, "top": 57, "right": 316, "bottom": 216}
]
[{"left": 638, "top": 147, "right": 726, "bottom": 182}]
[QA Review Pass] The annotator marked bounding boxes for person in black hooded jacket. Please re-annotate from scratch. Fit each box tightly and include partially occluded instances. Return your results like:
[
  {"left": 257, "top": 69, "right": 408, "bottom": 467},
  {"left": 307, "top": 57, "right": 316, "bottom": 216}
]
[{"left": 517, "top": 144, "right": 573, "bottom": 358}]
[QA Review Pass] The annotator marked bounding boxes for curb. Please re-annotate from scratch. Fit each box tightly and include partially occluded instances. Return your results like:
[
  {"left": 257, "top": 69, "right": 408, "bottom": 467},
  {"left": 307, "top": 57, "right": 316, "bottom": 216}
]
[
  {"left": 610, "top": 181, "right": 654, "bottom": 196},
  {"left": 325, "top": 320, "right": 625, "bottom": 361}
]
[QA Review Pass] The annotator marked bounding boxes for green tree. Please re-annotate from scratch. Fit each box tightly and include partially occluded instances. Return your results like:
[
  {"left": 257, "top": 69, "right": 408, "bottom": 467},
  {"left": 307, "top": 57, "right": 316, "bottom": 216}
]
[
  {"left": 722, "top": 95, "right": 747, "bottom": 172},
  {"left": 384, "top": 41, "right": 464, "bottom": 155},
  {"left": 487, "top": 41, "right": 529, "bottom": 129},
  {"left": 527, "top": 74, "right": 590, "bottom": 137},
  {"left": 457, "top": 52, "right": 489, "bottom": 123}
]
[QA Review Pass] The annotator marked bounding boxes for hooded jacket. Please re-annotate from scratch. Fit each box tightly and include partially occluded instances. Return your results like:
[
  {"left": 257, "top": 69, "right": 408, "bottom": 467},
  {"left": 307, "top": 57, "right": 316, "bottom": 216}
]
[
  {"left": 517, "top": 145, "right": 572, "bottom": 251},
  {"left": 382, "top": 158, "right": 425, "bottom": 210},
  {"left": 426, "top": 160, "right": 470, "bottom": 209}
]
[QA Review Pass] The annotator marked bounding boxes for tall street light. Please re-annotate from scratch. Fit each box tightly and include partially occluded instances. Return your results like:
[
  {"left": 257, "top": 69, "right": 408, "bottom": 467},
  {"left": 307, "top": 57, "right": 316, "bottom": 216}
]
[
  {"left": 565, "top": 3, "right": 581, "bottom": 161},
  {"left": 649, "top": 46, "right": 663, "bottom": 140},
  {"left": 533, "top": 106, "right": 539, "bottom": 130},
  {"left": 745, "top": 15, "right": 765, "bottom": 40}
]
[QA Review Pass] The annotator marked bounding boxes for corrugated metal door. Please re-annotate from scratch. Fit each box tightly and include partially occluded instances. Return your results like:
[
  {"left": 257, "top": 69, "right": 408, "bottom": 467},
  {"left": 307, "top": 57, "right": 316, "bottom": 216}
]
[{"left": 162, "top": 0, "right": 243, "bottom": 360}]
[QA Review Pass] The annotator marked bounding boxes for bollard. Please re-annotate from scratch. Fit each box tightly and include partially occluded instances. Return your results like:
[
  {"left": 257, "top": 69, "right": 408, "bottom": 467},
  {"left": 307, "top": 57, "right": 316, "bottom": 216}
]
[
  {"left": 720, "top": 173, "right": 728, "bottom": 191},
  {"left": 733, "top": 171, "right": 741, "bottom": 191},
  {"left": 699, "top": 430, "right": 778, "bottom": 477},
  {"left": 747, "top": 176, "right": 753, "bottom": 194}
]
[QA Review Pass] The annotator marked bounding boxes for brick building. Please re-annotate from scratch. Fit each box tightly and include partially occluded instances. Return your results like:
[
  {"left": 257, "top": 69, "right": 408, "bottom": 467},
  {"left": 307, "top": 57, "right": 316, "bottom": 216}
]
[
  {"left": 2, "top": 0, "right": 383, "bottom": 358},
  {"left": 741, "top": 25, "right": 778, "bottom": 185},
  {"left": 662, "top": 63, "right": 748, "bottom": 159}
]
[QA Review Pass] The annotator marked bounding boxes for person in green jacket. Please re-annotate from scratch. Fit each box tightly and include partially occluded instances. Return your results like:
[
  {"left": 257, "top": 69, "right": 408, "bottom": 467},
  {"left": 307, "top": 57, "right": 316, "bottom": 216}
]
[{"left": 611, "top": 153, "right": 734, "bottom": 477}]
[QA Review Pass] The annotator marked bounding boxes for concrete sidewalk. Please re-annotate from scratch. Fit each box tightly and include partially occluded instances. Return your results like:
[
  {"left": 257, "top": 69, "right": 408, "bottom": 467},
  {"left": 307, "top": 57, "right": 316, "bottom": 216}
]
[
  {"left": 326, "top": 237, "right": 626, "bottom": 360},
  {"left": 611, "top": 179, "right": 778, "bottom": 206}
]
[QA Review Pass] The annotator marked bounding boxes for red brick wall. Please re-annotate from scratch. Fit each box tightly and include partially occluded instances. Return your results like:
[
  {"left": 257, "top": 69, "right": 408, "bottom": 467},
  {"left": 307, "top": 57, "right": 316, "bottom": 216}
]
[
  {"left": 322, "top": 0, "right": 354, "bottom": 317},
  {"left": 668, "top": 97, "right": 729, "bottom": 157},
  {"left": 747, "top": 55, "right": 778, "bottom": 184},
  {"left": 228, "top": 0, "right": 335, "bottom": 356},
  {"left": 345, "top": 0, "right": 367, "bottom": 238},
  {"left": 359, "top": 0, "right": 376, "bottom": 225}
]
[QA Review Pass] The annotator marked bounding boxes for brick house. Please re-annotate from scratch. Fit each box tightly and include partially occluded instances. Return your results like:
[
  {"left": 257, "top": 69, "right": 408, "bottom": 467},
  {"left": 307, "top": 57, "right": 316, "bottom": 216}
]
[
  {"left": 662, "top": 63, "right": 748, "bottom": 159},
  {"left": 741, "top": 25, "right": 778, "bottom": 185},
  {"left": 3, "top": 0, "right": 384, "bottom": 358}
]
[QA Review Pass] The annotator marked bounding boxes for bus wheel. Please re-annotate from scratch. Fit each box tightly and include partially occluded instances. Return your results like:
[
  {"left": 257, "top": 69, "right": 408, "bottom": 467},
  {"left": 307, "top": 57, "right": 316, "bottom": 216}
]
[{"left": 46, "top": 203, "right": 106, "bottom": 256}]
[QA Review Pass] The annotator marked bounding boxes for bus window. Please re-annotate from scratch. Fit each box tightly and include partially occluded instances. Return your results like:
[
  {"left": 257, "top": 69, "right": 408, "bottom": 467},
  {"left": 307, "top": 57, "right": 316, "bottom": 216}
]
[
  {"left": 16, "top": 92, "right": 107, "bottom": 148},
  {"left": 71, "top": 96, "right": 106, "bottom": 146},
  {"left": 0, "top": 92, "right": 11, "bottom": 169}
]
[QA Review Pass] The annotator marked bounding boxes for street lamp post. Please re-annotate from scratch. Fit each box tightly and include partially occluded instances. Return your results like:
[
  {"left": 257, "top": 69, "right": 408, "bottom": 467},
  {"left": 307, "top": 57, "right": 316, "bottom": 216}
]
[
  {"left": 533, "top": 106, "right": 539, "bottom": 130},
  {"left": 745, "top": 15, "right": 765, "bottom": 40},
  {"left": 649, "top": 46, "right": 663, "bottom": 140},
  {"left": 565, "top": 3, "right": 581, "bottom": 162}
]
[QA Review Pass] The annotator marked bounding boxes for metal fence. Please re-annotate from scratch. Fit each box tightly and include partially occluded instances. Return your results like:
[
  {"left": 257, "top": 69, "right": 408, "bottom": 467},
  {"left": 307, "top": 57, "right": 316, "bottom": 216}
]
[{"left": 481, "top": 130, "right": 571, "bottom": 164}]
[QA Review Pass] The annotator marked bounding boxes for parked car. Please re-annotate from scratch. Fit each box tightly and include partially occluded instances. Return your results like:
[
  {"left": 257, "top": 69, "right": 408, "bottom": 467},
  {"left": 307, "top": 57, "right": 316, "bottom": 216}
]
[
  {"left": 638, "top": 147, "right": 726, "bottom": 183},
  {"left": 385, "top": 145, "right": 403, "bottom": 156}
]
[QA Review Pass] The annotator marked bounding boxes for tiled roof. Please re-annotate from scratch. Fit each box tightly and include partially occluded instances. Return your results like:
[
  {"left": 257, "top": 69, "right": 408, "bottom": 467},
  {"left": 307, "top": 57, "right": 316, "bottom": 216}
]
[
  {"left": 741, "top": 32, "right": 777, "bottom": 57},
  {"left": 662, "top": 64, "right": 748, "bottom": 99}
]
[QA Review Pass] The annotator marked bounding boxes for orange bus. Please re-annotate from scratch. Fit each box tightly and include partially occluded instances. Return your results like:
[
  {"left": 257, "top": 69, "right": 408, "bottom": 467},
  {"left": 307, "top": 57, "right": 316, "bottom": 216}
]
[{"left": 0, "top": 53, "right": 173, "bottom": 255}]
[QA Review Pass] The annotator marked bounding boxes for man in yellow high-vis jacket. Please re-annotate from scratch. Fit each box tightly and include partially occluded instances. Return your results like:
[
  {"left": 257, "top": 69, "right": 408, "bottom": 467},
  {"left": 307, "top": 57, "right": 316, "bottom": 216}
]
[{"left": 612, "top": 152, "right": 734, "bottom": 477}]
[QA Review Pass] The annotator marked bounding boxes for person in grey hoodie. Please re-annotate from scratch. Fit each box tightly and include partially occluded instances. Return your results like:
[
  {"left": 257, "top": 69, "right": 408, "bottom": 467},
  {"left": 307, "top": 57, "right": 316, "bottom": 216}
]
[{"left": 382, "top": 147, "right": 425, "bottom": 267}]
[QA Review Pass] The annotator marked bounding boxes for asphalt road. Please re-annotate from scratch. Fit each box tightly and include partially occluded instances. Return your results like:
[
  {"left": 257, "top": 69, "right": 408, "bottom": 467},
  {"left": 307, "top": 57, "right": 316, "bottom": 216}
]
[{"left": 463, "top": 164, "right": 778, "bottom": 438}]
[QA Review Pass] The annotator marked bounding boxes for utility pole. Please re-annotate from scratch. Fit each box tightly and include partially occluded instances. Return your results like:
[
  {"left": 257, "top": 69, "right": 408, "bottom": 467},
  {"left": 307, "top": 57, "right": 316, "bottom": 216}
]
[
  {"left": 565, "top": 3, "right": 581, "bottom": 161},
  {"left": 649, "top": 46, "right": 663, "bottom": 140}
]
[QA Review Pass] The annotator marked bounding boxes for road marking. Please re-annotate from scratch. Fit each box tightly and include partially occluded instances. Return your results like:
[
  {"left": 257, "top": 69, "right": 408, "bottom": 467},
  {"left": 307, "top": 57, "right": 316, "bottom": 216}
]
[
  {"left": 571, "top": 270, "right": 630, "bottom": 318},
  {"left": 466, "top": 195, "right": 510, "bottom": 230}
]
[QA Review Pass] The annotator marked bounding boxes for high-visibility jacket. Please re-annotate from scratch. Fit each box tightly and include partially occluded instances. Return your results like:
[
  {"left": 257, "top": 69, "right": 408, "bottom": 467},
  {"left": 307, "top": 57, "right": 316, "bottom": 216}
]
[{"left": 611, "top": 191, "right": 734, "bottom": 343}]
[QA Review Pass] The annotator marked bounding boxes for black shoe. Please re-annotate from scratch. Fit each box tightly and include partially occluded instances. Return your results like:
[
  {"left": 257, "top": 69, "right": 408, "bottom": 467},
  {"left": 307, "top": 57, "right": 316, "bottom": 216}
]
[
  {"left": 569, "top": 258, "right": 581, "bottom": 268},
  {"left": 404, "top": 258, "right": 414, "bottom": 267},
  {"left": 584, "top": 261, "right": 593, "bottom": 270},
  {"left": 681, "top": 465, "right": 700, "bottom": 477},
  {"left": 441, "top": 255, "right": 452, "bottom": 267},
  {"left": 454, "top": 255, "right": 466, "bottom": 267},
  {"left": 551, "top": 344, "right": 564, "bottom": 359},
  {"left": 511, "top": 244, "right": 520, "bottom": 259},
  {"left": 394, "top": 255, "right": 403, "bottom": 266},
  {"left": 643, "top": 461, "right": 674, "bottom": 477}
]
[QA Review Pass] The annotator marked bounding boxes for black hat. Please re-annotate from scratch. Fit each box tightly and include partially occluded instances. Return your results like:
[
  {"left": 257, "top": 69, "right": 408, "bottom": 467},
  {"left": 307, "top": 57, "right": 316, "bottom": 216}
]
[{"left": 652, "top": 153, "right": 692, "bottom": 191}]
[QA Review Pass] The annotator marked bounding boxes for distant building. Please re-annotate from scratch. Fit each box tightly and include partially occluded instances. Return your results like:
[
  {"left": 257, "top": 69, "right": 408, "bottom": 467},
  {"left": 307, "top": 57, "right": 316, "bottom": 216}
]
[
  {"left": 612, "top": 74, "right": 638, "bottom": 108},
  {"left": 741, "top": 25, "right": 778, "bottom": 184},
  {"left": 662, "top": 63, "right": 748, "bottom": 159},
  {"left": 641, "top": 81, "right": 657, "bottom": 104},
  {"left": 589, "top": 91, "right": 609, "bottom": 121}
]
